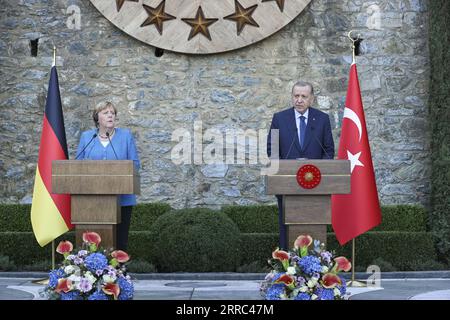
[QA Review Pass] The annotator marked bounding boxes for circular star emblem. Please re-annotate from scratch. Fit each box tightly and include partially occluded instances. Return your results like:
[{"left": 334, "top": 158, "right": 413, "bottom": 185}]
[
  {"left": 90, "top": 0, "right": 312, "bottom": 54},
  {"left": 296, "top": 164, "right": 321, "bottom": 189}
]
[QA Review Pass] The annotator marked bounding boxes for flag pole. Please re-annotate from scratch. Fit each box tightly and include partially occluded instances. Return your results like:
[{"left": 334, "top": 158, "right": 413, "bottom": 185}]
[
  {"left": 32, "top": 47, "right": 58, "bottom": 286},
  {"left": 347, "top": 238, "right": 366, "bottom": 287},
  {"left": 345, "top": 32, "right": 366, "bottom": 288}
]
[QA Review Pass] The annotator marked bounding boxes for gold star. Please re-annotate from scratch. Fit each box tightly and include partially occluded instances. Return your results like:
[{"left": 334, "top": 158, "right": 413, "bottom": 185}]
[
  {"left": 116, "top": 0, "right": 138, "bottom": 12},
  {"left": 262, "top": 0, "right": 285, "bottom": 12},
  {"left": 141, "top": 0, "right": 176, "bottom": 35},
  {"left": 224, "top": 0, "right": 259, "bottom": 36},
  {"left": 181, "top": 6, "right": 218, "bottom": 41}
]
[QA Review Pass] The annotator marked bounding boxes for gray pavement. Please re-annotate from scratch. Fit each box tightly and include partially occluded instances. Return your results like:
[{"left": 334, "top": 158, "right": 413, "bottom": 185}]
[{"left": 0, "top": 271, "right": 449, "bottom": 300}]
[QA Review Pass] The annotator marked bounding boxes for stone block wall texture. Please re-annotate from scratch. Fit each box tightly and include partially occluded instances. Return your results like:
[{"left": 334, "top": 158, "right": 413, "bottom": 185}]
[{"left": 0, "top": 0, "right": 430, "bottom": 209}]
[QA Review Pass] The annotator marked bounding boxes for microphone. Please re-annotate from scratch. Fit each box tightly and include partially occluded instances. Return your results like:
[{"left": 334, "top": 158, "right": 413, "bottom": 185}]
[
  {"left": 106, "top": 131, "right": 119, "bottom": 160},
  {"left": 310, "top": 126, "right": 331, "bottom": 159},
  {"left": 75, "top": 133, "right": 97, "bottom": 160},
  {"left": 285, "top": 126, "right": 298, "bottom": 159}
]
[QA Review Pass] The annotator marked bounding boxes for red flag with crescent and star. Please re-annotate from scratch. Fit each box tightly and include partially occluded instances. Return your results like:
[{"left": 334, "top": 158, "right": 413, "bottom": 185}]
[{"left": 331, "top": 63, "right": 382, "bottom": 245}]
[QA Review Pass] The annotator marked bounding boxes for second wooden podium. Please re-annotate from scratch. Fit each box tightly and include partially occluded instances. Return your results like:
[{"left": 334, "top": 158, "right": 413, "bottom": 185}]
[
  {"left": 266, "top": 160, "right": 350, "bottom": 247},
  {"left": 52, "top": 160, "right": 140, "bottom": 249}
]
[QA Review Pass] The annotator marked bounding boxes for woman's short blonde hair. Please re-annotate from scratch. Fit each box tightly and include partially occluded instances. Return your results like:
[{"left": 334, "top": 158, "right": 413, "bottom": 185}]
[{"left": 92, "top": 101, "right": 117, "bottom": 127}]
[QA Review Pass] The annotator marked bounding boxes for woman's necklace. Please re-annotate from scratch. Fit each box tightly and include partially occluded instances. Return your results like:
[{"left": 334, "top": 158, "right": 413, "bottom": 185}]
[{"left": 99, "top": 128, "right": 115, "bottom": 139}]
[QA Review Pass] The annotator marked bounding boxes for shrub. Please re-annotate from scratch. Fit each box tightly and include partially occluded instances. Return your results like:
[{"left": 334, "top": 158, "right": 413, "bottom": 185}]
[
  {"left": 149, "top": 208, "right": 241, "bottom": 272},
  {"left": 124, "top": 259, "right": 157, "bottom": 273},
  {"left": 222, "top": 205, "right": 278, "bottom": 233},
  {"left": 131, "top": 203, "right": 172, "bottom": 231}
]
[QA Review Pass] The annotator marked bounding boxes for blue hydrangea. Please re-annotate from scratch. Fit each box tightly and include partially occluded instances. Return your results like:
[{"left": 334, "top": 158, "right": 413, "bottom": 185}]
[
  {"left": 60, "top": 291, "right": 81, "bottom": 300},
  {"left": 118, "top": 277, "right": 134, "bottom": 300},
  {"left": 271, "top": 272, "right": 284, "bottom": 282},
  {"left": 88, "top": 290, "right": 109, "bottom": 300},
  {"left": 266, "top": 284, "right": 285, "bottom": 300},
  {"left": 48, "top": 269, "right": 65, "bottom": 288},
  {"left": 84, "top": 253, "right": 108, "bottom": 273},
  {"left": 315, "top": 287, "right": 334, "bottom": 300},
  {"left": 298, "top": 255, "right": 322, "bottom": 275},
  {"left": 338, "top": 277, "right": 347, "bottom": 296},
  {"left": 294, "top": 293, "right": 311, "bottom": 300}
]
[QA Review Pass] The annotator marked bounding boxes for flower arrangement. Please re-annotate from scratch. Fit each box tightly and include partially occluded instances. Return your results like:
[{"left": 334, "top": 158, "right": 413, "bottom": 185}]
[
  {"left": 42, "top": 232, "right": 134, "bottom": 300},
  {"left": 260, "top": 235, "right": 351, "bottom": 300}
]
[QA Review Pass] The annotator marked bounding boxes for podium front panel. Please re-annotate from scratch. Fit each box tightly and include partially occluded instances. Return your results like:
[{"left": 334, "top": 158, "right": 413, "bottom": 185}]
[
  {"left": 283, "top": 195, "right": 331, "bottom": 224},
  {"left": 76, "top": 224, "right": 116, "bottom": 249},
  {"left": 71, "top": 195, "right": 121, "bottom": 224}
]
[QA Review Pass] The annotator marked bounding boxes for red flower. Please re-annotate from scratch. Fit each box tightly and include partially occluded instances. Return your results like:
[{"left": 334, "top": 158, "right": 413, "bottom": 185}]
[
  {"left": 82, "top": 231, "right": 101, "bottom": 247},
  {"left": 111, "top": 250, "right": 130, "bottom": 263},
  {"left": 272, "top": 249, "right": 289, "bottom": 261},
  {"left": 103, "top": 283, "right": 120, "bottom": 300},
  {"left": 334, "top": 256, "right": 352, "bottom": 272},
  {"left": 294, "top": 235, "right": 313, "bottom": 249},
  {"left": 322, "top": 273, "right": 342, "bottom": 289},
  {"left": 275, "top": 274, "right": 294, "bottom": 286},
  {"left": 56, "top": 241, "right": 73, "bottom": 255},
  {"left": 55, "top": 278, "right": 72, "bottom": 293}
]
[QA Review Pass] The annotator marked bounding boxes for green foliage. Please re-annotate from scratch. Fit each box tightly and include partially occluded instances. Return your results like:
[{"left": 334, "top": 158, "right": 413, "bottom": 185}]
[
  {"left": 0, "top": 254, "right": 16, "bottom": 271},
  {"left": 130, "top": 203, "right": 173, "bottom": 231},
  {"left": 149, "top": 208, "right": 242, "bottom": 272},
  {"left": 327, "top": 232, "right": 437, "bottom": 271},
  {"left": 127, "top": 259, "right": 157, "bottom": 273},
  {"left": 239, "top": 233, "right": 278, "bottom": 266},
  {"left": 222, "top": 205, "right": 278, "bottom": 233},
  {"left": 0, "top": 203, "right": 447, "bottom": 271},
  {"left": 0, "top": 232, "right": 74, "bottom": 266},
  {"left": 0, "top": 204, "right": 32, "bottom": 232},
  {"left": 372, "top": 205, "right": 427, "bottom": 232},
  {"left": 429, "top": 0, "right": 450, "bottom": 263},
  {"left": 236, "top": 261, "right": 270, "bottom": 273}
]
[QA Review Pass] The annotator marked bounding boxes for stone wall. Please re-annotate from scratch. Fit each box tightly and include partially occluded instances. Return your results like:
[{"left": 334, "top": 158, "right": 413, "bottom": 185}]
[{"left": 0, "top": 0, "right": 430, "bottom": 208}]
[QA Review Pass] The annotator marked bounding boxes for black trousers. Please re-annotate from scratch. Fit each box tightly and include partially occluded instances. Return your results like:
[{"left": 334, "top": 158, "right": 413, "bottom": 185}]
[
  {"left": 117, "top": 206, "right": 132, "bottom": 251},
  {"left": 276, "top": 195, "right": 287, "bottom": 250}
]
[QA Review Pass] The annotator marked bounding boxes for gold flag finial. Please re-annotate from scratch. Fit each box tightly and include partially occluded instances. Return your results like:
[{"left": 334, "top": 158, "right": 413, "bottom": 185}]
[{"left": 347, "top": 30, "right": 360, "bottom": 64}]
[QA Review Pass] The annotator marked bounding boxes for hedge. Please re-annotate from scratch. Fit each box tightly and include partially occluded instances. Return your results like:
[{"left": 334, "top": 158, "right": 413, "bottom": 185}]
[
  {"left": 0, "top": 203, "right": 429, "bottom": 233},
  {"left": 222, "top": 205, "right": 278, "bottom": 233},
  {"left": 0, "top": 230, "right": 439, "bottom": 272},
  {"left": 429, "top": 0, "right": 450, "bottom": 263},
  {"left": 148, "top": 208, "right": 242, "bottom": 272},
  {"left": 0, "top": 204, "right": 445, "bottom": 271},
  {"left": 0, "top": 203, "right": 171, "bottom": 232}
]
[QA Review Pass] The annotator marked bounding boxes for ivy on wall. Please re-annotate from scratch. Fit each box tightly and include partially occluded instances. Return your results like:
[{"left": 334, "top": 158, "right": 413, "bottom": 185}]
[{"left": 429, "top": 0, "right": 450, "bottom": 263}]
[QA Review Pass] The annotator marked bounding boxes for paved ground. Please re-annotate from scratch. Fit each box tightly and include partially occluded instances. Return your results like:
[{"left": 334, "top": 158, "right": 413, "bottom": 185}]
[{"left": 1, "top": 272, "right": 449, "bottom": 300}]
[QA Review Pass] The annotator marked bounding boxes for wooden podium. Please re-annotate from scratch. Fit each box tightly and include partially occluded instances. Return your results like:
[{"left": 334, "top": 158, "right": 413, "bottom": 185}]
[
  {"left": 266, "top": 160, "right": 350, "bottom": 247},
  {"left": 52, "top": 160, "right": 140, "bottom": 249}
]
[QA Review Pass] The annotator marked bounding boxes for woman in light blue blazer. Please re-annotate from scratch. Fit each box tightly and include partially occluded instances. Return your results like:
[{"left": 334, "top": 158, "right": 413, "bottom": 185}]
[{"left": 76, "top": 101, "right": 140, "bottom": 251}]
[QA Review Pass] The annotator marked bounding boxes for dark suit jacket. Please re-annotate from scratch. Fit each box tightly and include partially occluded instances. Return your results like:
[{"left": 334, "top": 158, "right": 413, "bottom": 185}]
[{"left": 267, "top": 107, "right": 335, "bottom": 159}]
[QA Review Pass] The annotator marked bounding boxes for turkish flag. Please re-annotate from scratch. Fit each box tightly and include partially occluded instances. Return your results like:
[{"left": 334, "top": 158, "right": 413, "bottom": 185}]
[{"left": 331, "top": 64, "right": 382, "bottom": 245}]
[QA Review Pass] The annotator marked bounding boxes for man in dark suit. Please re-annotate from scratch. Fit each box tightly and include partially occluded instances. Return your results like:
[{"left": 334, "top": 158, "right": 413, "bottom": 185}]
[{"left": 267, "top": 81, "right": 335, "bottom": 249}]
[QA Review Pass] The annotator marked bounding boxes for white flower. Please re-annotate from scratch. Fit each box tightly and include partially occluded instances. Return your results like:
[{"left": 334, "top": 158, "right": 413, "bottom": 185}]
[
  {"left": 287, "top": 267, "right": 296, "bottom": 275},
  {"left": 64, "top": 265, "right": 76, "bottom": 274},
  {"left": 322, "top": 266, "right": 329, "bottom": 273},
  {"left": 311, "top": 294, "right": 318, "bottom": 300},
  {"left": 334, "top": 288, "right": 341, "bottom": 296},
  {"left": 103, "top": 274, "right": 116, "bottom": 283},
  {"left": 307, "top": 279, "right": 317, "bottom": 288},
  {"left": 299, "top": 286, "right": 308, "bottom": 292},
  {"left": 84, "top": 271, "right": 96, "bottom": 284},
  {"left": 68, "top": 274, "right": 81, "bottom": 285}
]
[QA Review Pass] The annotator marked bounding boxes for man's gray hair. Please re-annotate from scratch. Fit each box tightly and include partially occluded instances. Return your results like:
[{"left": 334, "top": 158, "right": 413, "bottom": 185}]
[{"left": 292, "top": 81, "right": 314, "bottom": 95}]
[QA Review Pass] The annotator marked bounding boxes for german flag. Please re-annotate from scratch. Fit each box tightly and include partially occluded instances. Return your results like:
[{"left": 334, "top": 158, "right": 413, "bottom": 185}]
[{"left": 31, "top": 66, "right": 72, "bottom": 247}]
